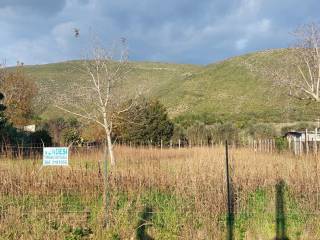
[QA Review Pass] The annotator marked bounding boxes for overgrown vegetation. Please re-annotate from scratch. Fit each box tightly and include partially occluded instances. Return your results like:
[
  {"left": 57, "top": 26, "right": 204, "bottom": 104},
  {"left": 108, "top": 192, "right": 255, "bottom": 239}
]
[{"left": 1, "top": 147, "right": 320, "bottom": 239}]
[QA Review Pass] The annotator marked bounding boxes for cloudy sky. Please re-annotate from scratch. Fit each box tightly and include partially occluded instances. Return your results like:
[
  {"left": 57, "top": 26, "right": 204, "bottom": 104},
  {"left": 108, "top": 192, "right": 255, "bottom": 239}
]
[{"left": 0, "top": 0, "right": 319, "bottom": 65}]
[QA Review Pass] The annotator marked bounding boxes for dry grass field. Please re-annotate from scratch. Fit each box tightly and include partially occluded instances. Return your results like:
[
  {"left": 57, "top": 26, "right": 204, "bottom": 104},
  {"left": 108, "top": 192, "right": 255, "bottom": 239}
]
[{"left": 1, "top": 146, "right": 320, "bottom": 239}]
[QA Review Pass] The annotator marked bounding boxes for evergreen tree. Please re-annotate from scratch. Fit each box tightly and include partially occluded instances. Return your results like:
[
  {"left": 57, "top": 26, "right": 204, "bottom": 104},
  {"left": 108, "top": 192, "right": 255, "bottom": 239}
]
[{"left": 116, "top": 99, "right": 174, "bottom": 145}]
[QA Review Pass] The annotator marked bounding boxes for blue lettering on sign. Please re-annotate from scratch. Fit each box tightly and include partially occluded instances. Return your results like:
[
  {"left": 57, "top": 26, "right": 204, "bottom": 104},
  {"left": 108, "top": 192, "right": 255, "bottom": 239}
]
[{"left": 43, "top": 147, "right": 69, "bottom": 166}]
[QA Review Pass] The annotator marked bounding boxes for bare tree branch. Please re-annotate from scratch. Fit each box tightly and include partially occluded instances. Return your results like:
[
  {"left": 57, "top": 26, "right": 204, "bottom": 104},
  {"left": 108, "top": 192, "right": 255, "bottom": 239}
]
[
  {"left": 245, "top": 23, "right": 320, "bottom": 103},
  {"left": 55, "top": 37, "right": 139, "bottom": 165}
]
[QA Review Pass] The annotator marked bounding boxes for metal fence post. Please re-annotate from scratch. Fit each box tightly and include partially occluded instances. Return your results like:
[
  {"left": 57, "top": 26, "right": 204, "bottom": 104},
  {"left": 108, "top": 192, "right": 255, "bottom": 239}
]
[{"left": 225, "top": 140, "right": 234, "bottom": 240}]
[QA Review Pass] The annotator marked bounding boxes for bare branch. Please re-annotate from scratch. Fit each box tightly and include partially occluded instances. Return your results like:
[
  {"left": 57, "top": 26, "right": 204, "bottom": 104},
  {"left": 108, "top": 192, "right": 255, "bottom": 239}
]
[
  {"left": 244, "top": 23, "right": 320, "bottom": 103},
  {"left": 55, "top": 37, "right": 140, "bottom": 165},
  {"left": 55, "top": 105, "right": 104, "bottom": 127}
]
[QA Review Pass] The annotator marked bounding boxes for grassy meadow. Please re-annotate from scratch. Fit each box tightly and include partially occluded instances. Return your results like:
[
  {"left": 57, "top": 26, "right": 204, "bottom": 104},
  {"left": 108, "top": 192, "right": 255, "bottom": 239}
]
[{"left": 1, "top": 146, "right": 320, "bottom": 239}]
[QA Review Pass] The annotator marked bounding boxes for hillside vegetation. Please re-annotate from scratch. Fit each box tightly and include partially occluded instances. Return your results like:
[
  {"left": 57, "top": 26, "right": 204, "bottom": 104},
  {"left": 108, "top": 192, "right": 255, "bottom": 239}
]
[{"left": 22, "top": 49, "right": 320, "bottom": 124}]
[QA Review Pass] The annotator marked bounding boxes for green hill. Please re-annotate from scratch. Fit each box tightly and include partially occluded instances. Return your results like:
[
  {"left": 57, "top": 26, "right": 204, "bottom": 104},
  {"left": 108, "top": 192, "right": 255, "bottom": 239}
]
[{"left": 22, "top": 49, "right": 320, "bottom": 124}]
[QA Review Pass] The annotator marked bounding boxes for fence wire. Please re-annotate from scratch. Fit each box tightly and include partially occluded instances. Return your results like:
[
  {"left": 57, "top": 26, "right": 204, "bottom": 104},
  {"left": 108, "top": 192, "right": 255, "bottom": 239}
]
[{"left": 1, "top": 145, "right": 320, "bottom": 239}]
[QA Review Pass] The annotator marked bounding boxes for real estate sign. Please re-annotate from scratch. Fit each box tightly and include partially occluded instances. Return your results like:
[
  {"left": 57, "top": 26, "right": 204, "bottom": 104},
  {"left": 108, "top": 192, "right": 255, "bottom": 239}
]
[{"left": 43, "top": 147, "right": 69, "bottom": 166}]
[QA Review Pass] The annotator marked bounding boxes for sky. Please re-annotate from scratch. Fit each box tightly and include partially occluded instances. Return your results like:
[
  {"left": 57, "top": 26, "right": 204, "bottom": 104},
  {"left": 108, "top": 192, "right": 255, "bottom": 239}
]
[{"left": 0, "top": 0, "right": 319, "bottom": 66}]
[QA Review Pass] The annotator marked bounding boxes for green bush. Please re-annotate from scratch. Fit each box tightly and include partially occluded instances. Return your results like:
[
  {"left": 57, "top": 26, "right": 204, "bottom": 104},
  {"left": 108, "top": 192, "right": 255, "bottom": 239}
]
[
  {"left": 115, "top": 98, "right": 174, "bottom": 145},
  {"left": 29, "top": 130, "right": 52, "bottom": 146},
  {"left": 275, "top": 137, "right": 288, "bottom": 152},
  {"left": 186, "top": 121, "right": 211, "bottom": 145},
  {"left": 212, "top": 122, "right": 241, "bottom": 144},
  {"left": 247, "top": 123, "right": 276, "bottom": 139},
  {"left": 171, "top": 124, "right": 188, "bottom": 146},
  {"left": 63, "top": 129, "right": 83, "bottom": 146}
]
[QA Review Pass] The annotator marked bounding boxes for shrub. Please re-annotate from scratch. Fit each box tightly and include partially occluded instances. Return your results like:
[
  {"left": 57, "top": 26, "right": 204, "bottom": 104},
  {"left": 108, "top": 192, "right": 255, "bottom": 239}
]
[
  {"left": 29, "top": 130, "right": 52, "bottom": 146},
  {"left": 275, "top": 137, "right": 288, "bottom": 152},
  {"left": 247, "top": 123, "right": 276, "bottom": 139},
  {"left": 186, "top": 121, "right": 212, "bottom": 145},
  {"left": 115, "top": 98, "right": 174, "bottom": 145}
]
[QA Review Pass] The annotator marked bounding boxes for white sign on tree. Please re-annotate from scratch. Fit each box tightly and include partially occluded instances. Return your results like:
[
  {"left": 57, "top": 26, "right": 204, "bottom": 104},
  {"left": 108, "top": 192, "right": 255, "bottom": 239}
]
[{"left": 43, "top": 147, "right": 69, "bottom": 166}]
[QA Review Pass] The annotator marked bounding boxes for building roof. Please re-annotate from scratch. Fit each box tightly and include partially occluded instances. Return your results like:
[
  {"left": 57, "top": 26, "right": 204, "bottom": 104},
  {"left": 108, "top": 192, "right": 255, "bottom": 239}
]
[{"left": 284, "top": 131, "right": 303, "bottom": 137}]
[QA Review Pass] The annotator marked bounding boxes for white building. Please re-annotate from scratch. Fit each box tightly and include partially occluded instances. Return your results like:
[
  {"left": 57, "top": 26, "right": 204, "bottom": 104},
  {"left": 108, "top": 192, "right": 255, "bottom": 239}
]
[
  {"left": 23, "top": 124, "right": 36, "bottom": 133},
  {"left": 285, "top": 129, "right": 320, "bottom": 155}
]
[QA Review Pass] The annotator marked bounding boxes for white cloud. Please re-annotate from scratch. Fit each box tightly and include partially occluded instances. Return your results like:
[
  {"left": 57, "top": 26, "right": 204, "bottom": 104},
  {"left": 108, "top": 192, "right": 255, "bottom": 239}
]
[
  {"left": 235, "top": 38, "right": 248, "bottom": 50},
  {"left": 259, "top": 18, "right": 272, "bottom": 33}
]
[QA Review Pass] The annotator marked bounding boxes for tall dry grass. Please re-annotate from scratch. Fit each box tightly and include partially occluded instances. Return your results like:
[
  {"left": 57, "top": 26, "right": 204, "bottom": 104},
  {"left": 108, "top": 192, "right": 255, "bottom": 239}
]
[{"left": 0, "top": 146, "right": 320, "bottom": 239}]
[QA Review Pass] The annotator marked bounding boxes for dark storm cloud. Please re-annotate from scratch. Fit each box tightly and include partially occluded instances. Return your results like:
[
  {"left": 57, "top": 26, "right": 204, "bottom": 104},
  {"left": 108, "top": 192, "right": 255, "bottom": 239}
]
[{"left": 0, "top": 0, "right": 319, "bottom": 65}]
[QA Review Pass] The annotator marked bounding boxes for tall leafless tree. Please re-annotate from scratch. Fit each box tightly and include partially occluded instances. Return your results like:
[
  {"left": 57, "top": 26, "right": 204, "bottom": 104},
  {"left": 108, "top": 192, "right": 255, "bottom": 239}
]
[
  {"left": 243, "top": 22, "right": 320, "bottom": 106},
  {"left": 285, "top": 23, "right": 320, "bottom": 102},
  {"left": 56, "top": 39, "right": 136, "bottom": 166},
  {"left": 254, "top": 23, "right": 320, "bottom": 102}
]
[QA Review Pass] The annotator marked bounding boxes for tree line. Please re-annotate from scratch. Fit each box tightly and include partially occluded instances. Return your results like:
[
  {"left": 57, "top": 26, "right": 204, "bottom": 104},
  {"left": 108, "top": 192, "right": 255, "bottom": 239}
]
[
  {"left": 0, "top": 73, "right": 285, "bottom": 150},
  {"left": 0, "top": 63, "right": 313, "bottom": 150}
]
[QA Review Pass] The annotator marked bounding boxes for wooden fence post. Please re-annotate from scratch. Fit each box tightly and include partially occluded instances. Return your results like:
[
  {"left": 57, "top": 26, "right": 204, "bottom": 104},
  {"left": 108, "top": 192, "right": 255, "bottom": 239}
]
[
  {"left": 299, "top": 136, "right": 302, "bottom": 155},
  {"left": 253, "top": 140, "right": 257, "bottom": 152},
  {"left": 259, "top": 140, "right": 262, "bottom": 152},
  {"left": 315, "top": 128, "right": 318, "bottom": 155},
  {"left": 305, "top": 129, "right": 309, "bottom": 155}
]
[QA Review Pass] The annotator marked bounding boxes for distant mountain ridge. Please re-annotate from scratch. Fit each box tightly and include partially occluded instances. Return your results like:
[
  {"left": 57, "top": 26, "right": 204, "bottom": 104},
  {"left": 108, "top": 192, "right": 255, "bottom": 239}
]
[{"left": 21, "top": 49, "right": 320, "bottom": 124}]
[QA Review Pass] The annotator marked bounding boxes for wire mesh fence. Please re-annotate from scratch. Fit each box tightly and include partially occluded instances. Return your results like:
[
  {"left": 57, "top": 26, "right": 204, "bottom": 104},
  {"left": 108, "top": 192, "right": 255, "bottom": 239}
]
[{"left": 0, "top": 137, "right": 278, "bottom": 160}]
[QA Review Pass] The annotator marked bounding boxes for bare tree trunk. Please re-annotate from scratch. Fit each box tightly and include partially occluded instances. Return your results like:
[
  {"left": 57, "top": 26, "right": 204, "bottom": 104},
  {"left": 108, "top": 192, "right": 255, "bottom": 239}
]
[
  {"left": 102, "top": 139, "right": 108, "bottom": 227},
  {"left": 106, "top": 130, "right": 115, "bottom": 166}
]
